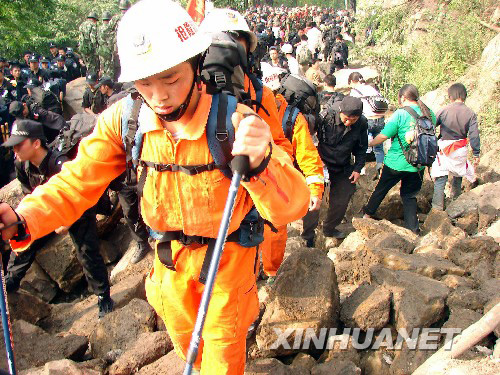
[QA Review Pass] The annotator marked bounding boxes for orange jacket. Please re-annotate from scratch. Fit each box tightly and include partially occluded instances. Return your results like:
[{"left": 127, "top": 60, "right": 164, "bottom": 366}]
[
  {"left": 12, "top": 91, "right": 310, "bottom": 250},
  {"left": 276, "top": 94, "right": 324, "bottom": 199},
  {"left": 244, "top": 75, "right": 293, "bottom": 159}
]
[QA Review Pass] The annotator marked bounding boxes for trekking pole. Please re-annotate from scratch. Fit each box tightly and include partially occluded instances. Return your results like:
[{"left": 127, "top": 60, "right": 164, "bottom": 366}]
[
  {"left": 183, "top": 154, "right": 250, "bottom": 375},
  {"left": 0, "top": 250, "right": 16, "bottom": 375}
]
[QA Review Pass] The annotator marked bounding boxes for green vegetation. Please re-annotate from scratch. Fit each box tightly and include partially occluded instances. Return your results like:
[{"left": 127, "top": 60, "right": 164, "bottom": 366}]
[
  {"left": 0, "top": 0, "right": 121, "bottom": 59},
  {"left": 354, "top": 0, "right": 495, "bottom": 103}
]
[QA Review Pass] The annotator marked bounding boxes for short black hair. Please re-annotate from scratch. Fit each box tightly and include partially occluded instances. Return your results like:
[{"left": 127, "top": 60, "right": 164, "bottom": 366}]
[
  {"left": 324, "top": 74, "right": 336, "bottom": 87},
  {"left": 448, "top": 83, "right": 467, "bottom": 101},
  {"left": 300, "top": 34, "right": 308, "bottom": 41}
]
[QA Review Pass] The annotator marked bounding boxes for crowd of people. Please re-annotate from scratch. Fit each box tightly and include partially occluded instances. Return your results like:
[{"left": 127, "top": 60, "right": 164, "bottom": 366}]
[{"left": 0, "top": 1, "right": 481, "bottom": 374}]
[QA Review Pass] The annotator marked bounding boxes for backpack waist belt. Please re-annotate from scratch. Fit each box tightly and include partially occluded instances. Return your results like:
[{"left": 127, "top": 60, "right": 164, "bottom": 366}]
[{"left": 153, "top": 229, "right": 242, "bottom": 284}]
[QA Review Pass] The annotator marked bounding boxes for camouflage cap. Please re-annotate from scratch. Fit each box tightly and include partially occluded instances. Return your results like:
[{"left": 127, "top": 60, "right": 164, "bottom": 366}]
[
  {"left": 88, "top": 11, "right": 98, "bottom": 20},
  {"left": 119, "top": 0, "right": 131, "bottom": 10},
  {"left": 102, "top": 11, "right": 112, "bottom": 21}
]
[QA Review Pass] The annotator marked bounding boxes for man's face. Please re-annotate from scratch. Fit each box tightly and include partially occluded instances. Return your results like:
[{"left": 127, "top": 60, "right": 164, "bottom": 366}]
[
  {"left": 22, "top": 104, "right": 29, "bottom": 117},
  {"left": 134, "top": 61, "right": 195, "bottom": 118},
  {"left": 339, "top": 113, "right": 360, "bottom": 127},
  {"left": 30, "top": 61, "right": 39, "bottom": 71},
  {"left": 41, "top": 62, "right": 49, "bottom": 70},
  {"left": 58, "top": 49, "right": 66, "bottom": 57},
  {"left": 23, "top": 54, "right": 30, "bottom": 64},
  {"left": 13, "top": 138, "right": 38, "bottom": 162},
  {"left": 103, "top": 20, "right": 110, "bottom": 24},
  {"left": 11, "top": 67, "right": 21, "bottom": 79},
  {"left": 50, "top": 47, "right": 57, "bottom": 56},
  {"left": 270, "top": 49, "right": 278, "bottom": 61},
  {"left": 57, "top": 60, "right": 65, "bottom": 68}
]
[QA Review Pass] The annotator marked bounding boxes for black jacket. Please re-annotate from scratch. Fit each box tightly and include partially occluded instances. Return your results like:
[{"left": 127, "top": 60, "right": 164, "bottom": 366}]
[
  {"left": 15, "top": 149, "right": 68, "bottom": 194},
  {"left": 317, "top": 102, "right": 368, "bottom": 173}
]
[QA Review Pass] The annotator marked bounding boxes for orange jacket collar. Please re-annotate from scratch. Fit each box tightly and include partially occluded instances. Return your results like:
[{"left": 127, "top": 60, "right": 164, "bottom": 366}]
[{"left": 138, "top": 92, "right": 212, "bottom": 141}]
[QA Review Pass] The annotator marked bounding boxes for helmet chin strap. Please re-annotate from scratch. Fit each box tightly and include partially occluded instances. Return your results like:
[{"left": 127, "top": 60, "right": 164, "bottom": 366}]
[
  {"left": 152, "top": 55, "right": 203, "bottom": 123},
  {"left": 157, "top": 77, "right": 197, "bottom": 122}
]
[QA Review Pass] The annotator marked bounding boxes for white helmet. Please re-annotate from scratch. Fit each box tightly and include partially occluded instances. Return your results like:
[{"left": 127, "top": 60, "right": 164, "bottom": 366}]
[
  {"left": 200, "top": 8, "right": 258, "bottom": 53},
  {"left": 281, "top": 43, "right": 293, "bottom": 54},
  {"left": 117, "top": 0, "right": 211, "bottom": 82},
  {"left": 261, "top": 62, "right": 286, "bottom": 92}
]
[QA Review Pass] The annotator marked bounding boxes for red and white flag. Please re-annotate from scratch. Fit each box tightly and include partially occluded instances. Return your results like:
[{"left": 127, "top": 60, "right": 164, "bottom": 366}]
[{"left": 186, "top": 0, "right": 205, "bottom": 25}]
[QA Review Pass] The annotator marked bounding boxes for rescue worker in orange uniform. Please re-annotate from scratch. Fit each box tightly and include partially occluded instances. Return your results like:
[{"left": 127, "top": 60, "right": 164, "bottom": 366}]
[
  {"left": 200, "top": 9, "right": 294, "bottom": 160},
  {"left": 0, "top": 1, "right": 310, "bottom": 374},
  {"left": 259, "top": 74, "right": 324, "bottom": 283}
]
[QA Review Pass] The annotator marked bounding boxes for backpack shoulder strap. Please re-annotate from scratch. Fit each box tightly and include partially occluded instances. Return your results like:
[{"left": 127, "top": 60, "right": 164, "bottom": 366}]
[
  {"left": 281, "top": 105, "right": 300, "bottom": 142},
  {"left": 351, "top": 87, "right": 365, "bottom": 97},
  {"left": 121, "top": 93, "right": 144, "bottom": 185},
  {"left": 206, "top": 92, "right": 238, "bottom": 179},
  {"left": 402, "top": 106, "right": 420, "bottom": 119}
]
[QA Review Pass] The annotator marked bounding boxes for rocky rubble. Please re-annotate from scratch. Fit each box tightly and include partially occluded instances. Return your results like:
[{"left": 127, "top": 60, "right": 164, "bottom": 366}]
[{"left": 1, "top": 155, "right": 499, "bottom": 375}]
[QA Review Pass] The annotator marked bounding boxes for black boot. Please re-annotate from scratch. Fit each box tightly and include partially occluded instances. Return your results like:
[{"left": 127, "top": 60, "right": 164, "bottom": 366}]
[{"left": 98, "top": 293, "right": 114, "bottom": 319}]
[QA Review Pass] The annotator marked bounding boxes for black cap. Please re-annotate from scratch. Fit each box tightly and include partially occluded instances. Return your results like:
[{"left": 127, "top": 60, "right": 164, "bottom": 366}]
[
  {"left": 86, "top": 72, "right": 98, "bottom": 85},
  {"left": 49, "top": 42, "right": 57, "bottom": 48},
  {"left": 55, "top": 55, "right": 65, "bottom": 62},
  {"left": 28, "top": 54, "right": 39, "bottom": 63},
  {"left": 0, "top": 57, "right": 5, "bottom": 63},
  {"left": 95, "top": 76, "right": 113, "bottom": 89},
  {"left": 339, "top": 96, "right": 363, "bottom": 116},
  {"left": 2, "top": 119, "right": 46, "bottom": 147},
  {"left": 9, "top": 101, "right": 25, "bottom": 117},
  {"left": 24, "top": 78, "right": 42, "bottom": 89},
  {"left": 40, "top": 57, "right": 50, "bottom": 63}
]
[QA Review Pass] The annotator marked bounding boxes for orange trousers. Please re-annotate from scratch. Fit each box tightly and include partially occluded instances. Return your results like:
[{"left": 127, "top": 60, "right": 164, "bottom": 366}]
[
  {"left": 260, "top": 224, "right": 288, "bottom": 277},
  {"left": 145, "top": 240, "right": 260, "bottom": 375}
]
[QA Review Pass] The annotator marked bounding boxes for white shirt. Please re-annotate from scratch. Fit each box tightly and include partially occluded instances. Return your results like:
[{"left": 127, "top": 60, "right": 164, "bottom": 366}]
[
  {"left": 307, "top": 27, "right": 322, "bottom": 53},
  {"left": 350, "top": 84, "right": 383, "bottom": 118},
  {"left": 286, "top": 56, "right": 299, "bottom": 75}
]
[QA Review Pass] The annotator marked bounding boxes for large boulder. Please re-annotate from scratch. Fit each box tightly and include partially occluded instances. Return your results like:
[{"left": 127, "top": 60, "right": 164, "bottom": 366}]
[
  {"left": 0, "top": 320, "right": 88, "bottom": 371},
  {"left": 447, "top": 286, "right": 488, "bottom": 312},
  {"left": 108, "top": 331, "right": 174, "bottom": 375},
  {"left": 351, "top": 217, "right": 418, "bottom": 245},
  {"left": 0, "top": 178, "right": 23, "bottom": 207},
  {"left": 90, "top": 299, "right": 156, "bottom": 358},
  {"left": 47, "top": 273, "right": 148, "bottom": 337},
  {"left": 63, "top": 77, "right": 86, "bottom": 119},
  {"left": 370, "top": 266, "right": 450, "bottom": 331},
  {"left": 7, "top": 290, "right": 51, "bottom": 325},
  {"left": 446, "top": 236, "right": 499, "bottom": 283},
  {"left": 311, "top": 360, "right": 361, "bottom": 375},
  {"left": 256, "top": 249, "right": 340, "bottom": 357},
  {"left": 340, "top": 284, "right": 391, "bottom": 331},
  {"left": 446, "top": 182, "right": 500, "bottom": 223},
  {"left": 35, "top": 233, "right": 84, "bottom": 293},
  {"left": 137, "top": 350, "right": 185, "bottom": 375},
  {"left": 19, "top": 260, "right": 58, "bottom": 303},
  {"left": 245, "top": 358, "right": 291, "bottom": 375},
  {"left": 318, "top": 333, "right": 361, "bottom": 366},
  {"left": 19, "top": 359, "right": 103, "bottom": 375}
]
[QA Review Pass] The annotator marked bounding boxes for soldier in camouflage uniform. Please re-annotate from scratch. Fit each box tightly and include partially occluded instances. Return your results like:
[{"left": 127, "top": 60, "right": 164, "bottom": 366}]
[
  {"left": 109, "top": 0, "right": 131, "bottom": 80},
  {"left": 78, "top": 12, "right": 99, "bottom": 77},
  {"left": 97, "top": 12, "right": 115, "bottom": 79}
]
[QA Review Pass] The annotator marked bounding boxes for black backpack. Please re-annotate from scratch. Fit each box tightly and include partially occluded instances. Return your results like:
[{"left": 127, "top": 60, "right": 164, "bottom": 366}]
[
  {"left": 29, "top": 86, "right": 62, "bottom": 115},
  {"left": 49, "top": 113, "right": 97, "bottom": 160},
  {"left": 396, "top": 107, "right": 438, "bottom": 168},
  {"left": 277, "top": 74, "right": 319, "bottom": 116}
]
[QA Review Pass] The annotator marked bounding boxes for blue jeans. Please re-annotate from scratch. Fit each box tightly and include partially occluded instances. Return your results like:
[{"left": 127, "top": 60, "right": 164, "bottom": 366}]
[{"left": 367, "top": 118, "right": 385, "bottom": 166}]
